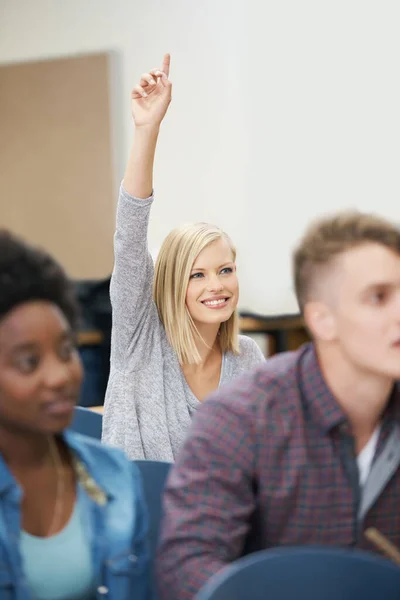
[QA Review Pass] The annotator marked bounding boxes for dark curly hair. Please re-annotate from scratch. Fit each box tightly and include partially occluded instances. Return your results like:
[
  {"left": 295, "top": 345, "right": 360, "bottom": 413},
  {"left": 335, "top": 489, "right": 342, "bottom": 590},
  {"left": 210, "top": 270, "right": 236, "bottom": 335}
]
[{"left": 0, "top": 230, "right": 80, "bottom": 330}]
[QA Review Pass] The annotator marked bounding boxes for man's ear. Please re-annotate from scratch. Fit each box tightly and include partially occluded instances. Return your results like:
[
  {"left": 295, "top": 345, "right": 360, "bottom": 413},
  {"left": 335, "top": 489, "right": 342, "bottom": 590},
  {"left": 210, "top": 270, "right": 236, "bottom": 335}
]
[{"left": 304, "top": 300, "right": 337, "bottom": 342}]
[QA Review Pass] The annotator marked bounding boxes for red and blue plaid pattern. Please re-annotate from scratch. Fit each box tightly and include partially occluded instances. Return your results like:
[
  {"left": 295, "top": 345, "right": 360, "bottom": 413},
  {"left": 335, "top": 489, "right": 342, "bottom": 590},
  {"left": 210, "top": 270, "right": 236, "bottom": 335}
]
[{"left": 157, "top": 343, "right": 400, "bottom": 600}]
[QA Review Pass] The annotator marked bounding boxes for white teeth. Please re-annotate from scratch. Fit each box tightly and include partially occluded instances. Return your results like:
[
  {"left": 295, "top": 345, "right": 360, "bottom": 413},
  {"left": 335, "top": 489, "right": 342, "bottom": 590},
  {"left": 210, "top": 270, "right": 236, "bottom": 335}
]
[{"left": 203, "top": 298, "right": 227, "bottom": 306}]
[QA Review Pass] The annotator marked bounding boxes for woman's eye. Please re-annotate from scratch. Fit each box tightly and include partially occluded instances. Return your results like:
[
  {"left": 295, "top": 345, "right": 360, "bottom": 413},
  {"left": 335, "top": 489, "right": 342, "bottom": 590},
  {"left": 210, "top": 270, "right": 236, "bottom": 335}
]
[
  {"left": 15, "top": 355, "right": 39, "bottom": 374},
  {"left": 190, "top": 273, "right": 204, "bottom": 279},
  {"left": 59, "top": 340, "right": 77, "bottom": 361},
  {"left": 220, "top": 267, "right": 233, "bottom": 275}
]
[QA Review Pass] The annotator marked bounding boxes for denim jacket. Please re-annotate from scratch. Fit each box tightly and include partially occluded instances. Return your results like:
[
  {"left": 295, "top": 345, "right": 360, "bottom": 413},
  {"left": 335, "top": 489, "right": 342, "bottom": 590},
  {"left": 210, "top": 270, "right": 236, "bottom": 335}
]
[{"left": 0, "top": 430, "right": 149, "bottom": 600}]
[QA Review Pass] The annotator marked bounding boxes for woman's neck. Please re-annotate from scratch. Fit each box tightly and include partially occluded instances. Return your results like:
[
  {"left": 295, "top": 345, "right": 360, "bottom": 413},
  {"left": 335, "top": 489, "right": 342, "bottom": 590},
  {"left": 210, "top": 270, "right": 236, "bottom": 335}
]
[
  {"left": 192, "top": 322, "right": 221, "bottom": 368},
  {"left": 0, "top": 425, "right": 53, "bottom": 469}
]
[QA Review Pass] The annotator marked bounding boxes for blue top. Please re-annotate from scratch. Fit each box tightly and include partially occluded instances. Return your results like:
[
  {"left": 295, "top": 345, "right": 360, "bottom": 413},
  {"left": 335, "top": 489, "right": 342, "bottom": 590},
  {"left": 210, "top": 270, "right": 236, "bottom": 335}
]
[
  {"left": 21, "top": 500, "right": 95, "bottom": 600},
  {"left": 0, "top": 431, "right": 149, "bottom": 600}
]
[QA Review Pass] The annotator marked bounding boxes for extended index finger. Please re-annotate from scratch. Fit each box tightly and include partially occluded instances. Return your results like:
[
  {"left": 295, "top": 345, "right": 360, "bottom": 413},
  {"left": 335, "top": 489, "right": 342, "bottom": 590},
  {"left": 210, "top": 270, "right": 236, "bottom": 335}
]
[{"left": 161, "top": 53, "right": 170, "bottom": 77}]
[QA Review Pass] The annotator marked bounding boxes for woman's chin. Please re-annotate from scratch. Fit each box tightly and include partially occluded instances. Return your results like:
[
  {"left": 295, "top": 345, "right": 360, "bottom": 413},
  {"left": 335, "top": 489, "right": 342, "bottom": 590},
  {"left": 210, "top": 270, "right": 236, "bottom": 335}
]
[{"left": 195, "top": 310, "right": 234, "bottom": 326}]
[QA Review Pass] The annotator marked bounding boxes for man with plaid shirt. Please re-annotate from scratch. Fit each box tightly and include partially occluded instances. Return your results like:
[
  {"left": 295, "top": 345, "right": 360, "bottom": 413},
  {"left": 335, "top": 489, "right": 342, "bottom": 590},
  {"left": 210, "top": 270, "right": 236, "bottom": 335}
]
[{"left": 157, "top": 210, "right": 400, "bottom": 600}]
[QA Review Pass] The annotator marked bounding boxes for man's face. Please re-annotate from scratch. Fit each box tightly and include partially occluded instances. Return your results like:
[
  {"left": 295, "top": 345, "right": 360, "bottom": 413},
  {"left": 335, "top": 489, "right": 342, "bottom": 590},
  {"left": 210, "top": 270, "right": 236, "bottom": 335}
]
[{"left": 309, "top": 243, "right": 400, "bottom": 380}]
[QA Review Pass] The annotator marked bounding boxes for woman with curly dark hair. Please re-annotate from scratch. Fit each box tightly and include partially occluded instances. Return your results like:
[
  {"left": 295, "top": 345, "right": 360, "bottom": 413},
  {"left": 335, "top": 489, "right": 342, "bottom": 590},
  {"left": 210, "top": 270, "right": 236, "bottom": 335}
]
[{"left": 0, "top": 230, "right": 149, "bottom": 600}]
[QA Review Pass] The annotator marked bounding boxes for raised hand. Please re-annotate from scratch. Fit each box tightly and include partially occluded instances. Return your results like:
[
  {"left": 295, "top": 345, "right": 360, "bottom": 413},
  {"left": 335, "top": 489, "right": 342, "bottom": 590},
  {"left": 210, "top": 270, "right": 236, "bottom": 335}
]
[{"left": 131, "top": 54, "right": 172, "bottom": 128}]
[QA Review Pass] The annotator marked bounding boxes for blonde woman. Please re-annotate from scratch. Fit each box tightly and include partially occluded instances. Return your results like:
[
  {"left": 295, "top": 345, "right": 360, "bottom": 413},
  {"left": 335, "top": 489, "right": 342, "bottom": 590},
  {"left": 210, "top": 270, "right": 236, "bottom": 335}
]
[{"left": 102, "top": 55, "right": 264, "bottom": 460}]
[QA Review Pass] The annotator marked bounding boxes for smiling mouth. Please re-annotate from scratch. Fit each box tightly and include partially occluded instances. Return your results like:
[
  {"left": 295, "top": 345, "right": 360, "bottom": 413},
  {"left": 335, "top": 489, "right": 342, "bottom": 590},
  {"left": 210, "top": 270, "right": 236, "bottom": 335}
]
[{"left": 201, "top": 298, "right": 230, "bottom": 308}]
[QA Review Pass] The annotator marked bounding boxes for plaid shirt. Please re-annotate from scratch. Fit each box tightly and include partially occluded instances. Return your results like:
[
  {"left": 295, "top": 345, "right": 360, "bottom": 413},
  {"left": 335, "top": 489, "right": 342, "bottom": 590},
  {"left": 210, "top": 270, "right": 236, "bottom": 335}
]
[{"left": 156, "top": 343, "right": 400, "bottom": 600}]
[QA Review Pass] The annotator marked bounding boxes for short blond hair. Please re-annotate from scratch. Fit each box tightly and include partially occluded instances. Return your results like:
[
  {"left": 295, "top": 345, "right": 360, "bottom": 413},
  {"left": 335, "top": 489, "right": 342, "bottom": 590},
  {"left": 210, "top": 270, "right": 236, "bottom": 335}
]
[
  {"left": 153, "top": 222, "right": 239, "bottom": 365},
  {"left": 293, "top": 210, "right": 400, "bottom": 312}
]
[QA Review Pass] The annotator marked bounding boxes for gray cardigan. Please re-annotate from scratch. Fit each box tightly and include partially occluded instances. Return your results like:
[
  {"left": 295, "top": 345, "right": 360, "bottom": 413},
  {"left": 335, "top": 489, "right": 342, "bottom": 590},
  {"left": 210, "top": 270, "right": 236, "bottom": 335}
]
[{"left": 102, "top": 185, "right": 265, "bottom": 461}]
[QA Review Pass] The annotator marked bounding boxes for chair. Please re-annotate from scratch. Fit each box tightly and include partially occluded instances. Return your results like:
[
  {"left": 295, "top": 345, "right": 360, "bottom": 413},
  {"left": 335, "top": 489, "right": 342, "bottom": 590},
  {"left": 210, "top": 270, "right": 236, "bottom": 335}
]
[
  {"left": 134, "top": 460, "right": 172, "bottom": 600},
  {"left": 194, "top": 546, "right": 400, "bottom": 600},
  {"left": 70, "top": 406, "right": 103, "bottom": 440},
  {"left": 134, "top": 460, "right": 171, "bottom": 560}
]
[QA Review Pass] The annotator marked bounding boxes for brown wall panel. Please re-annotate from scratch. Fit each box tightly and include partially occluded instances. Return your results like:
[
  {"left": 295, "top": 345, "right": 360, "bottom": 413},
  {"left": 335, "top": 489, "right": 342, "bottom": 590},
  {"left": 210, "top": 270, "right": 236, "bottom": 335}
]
[{"left": 0, "top": 53, "right": 115, "bottom": 278}]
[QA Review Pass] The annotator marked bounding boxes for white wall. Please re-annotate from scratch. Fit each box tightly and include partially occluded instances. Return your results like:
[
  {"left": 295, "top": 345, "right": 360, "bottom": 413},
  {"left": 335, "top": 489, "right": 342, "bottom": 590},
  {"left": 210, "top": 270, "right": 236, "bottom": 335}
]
[{"left": 1, "top": 0, "right": 400, "bottom": 314}]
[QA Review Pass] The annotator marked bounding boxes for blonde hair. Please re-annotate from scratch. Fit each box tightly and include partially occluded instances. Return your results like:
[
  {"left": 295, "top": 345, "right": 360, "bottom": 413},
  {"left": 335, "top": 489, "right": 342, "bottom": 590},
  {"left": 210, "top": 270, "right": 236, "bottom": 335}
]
[
  {"left": 293, "top": 210, "right": 400, "bottom": 312},
  {"left": 153, "top": 222, "right": 239, "bottom": 365}
]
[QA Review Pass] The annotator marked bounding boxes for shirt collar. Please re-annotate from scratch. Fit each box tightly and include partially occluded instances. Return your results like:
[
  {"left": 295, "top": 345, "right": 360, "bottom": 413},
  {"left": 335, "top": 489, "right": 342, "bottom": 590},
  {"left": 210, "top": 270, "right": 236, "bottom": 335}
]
[
  {"left": 298, "top": 343, "right": 400, "bottom": 432},
  {"left": 0, "top": 431, "right": 112, "bottom": 503},
  {"left": 298, "top": 343, "right": 349, "bottom": 432},
  {"left": 63, "top": 430, "right": 112, "bottom": 502}
]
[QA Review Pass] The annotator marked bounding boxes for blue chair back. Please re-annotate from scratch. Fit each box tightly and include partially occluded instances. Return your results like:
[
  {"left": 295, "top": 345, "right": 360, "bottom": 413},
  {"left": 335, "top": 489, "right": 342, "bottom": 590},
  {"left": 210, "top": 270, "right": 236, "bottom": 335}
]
[
  {"left": 134, "top": 460, "right": 171, "bottom": 560},
  {"left": 134, "top": 460, "right": 172, "bottom": 600},
  {"left": 195, "top": 546, "right": 400, "bottom": 600},
  {"left": 70, "top": 406, "right": 103, "bottom": 440}
]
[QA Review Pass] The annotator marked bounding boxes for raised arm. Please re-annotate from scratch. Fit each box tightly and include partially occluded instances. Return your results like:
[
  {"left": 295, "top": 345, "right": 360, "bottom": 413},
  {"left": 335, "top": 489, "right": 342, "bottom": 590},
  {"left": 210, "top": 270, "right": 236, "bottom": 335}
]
[
  {"left": 110, "top": 55, "right": 172, "bottom": 366},
  {"left": 124, "top": 53, "right": 172, "bottom": 198}
]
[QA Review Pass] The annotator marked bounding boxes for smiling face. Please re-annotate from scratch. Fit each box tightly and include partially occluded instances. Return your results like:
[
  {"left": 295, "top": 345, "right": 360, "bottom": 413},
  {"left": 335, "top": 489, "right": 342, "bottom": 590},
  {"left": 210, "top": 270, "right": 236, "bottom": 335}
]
[
  {"left": 0, "top": 300, "right": 83, "bottom": 435},
  {"left": 185, "top": 237, "right": 239, "bottom": 327}
]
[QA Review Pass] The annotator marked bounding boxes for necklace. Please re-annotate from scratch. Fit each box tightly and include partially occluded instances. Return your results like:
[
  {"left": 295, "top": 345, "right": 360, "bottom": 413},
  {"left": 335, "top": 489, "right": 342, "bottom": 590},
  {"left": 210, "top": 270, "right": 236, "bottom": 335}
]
[{"left": 47, "top": 436, "right": 65, "bottom": 536}]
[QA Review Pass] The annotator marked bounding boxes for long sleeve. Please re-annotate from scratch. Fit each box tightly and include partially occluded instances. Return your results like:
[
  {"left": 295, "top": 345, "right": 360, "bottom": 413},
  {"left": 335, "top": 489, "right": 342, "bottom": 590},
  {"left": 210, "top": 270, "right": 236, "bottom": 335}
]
[
  {"left": 102, "top": 184, "right": 163, "bottom": 457},
  {"left": 109, "top": 184, "right": 159, "bottom": 370},
  {"left": 156, "top": 383, "right": 258, "bottom": 600}
]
